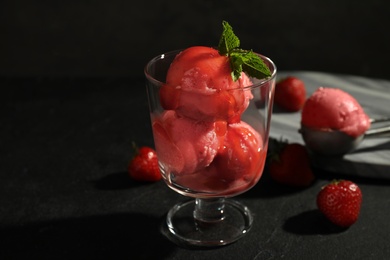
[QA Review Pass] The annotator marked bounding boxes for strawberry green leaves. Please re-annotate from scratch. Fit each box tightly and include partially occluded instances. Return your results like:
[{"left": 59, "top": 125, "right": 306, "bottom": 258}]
[{"left": 218, "top": 21, "right": 271, "bottom": 81}]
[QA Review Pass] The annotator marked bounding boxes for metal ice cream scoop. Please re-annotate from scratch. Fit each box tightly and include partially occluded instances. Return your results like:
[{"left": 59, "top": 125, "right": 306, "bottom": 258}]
[{"left": 299, "top": 117, "right": 390, "bottom": 157}]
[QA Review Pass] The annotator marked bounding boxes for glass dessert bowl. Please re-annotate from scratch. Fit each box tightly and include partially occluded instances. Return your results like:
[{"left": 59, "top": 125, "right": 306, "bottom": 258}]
[{"left": 145, "top": 48, "right": 276, "bottom": 247}]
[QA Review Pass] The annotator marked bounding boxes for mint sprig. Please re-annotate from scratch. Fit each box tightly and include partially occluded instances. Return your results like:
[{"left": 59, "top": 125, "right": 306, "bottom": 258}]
[
  {"left": 218, "top": 21, "right": 272, "bottom": 81},
  {"left": 218, "top": 21, "right": 240, "bottom": 56}
]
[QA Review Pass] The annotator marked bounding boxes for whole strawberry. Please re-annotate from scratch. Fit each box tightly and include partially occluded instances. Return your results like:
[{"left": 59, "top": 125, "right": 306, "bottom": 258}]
[
  {"left": 128, "top": 145, "right": 161, "bottom": 182},
  {"left": 317, "top": 180, "right": 362, "bottom": 227},
  {"left": 268, "top": 142, "right": 315, "bottom": 187},
  {"left": 275, "top": 76, "right": 306, "bottom": 112}
]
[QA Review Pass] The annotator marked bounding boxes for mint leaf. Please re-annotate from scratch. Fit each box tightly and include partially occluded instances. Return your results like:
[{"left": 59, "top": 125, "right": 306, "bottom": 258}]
[
  {"left": 241, "top": 50, "right": 272, "bottom": 79},
  {"left": 217, "top": 21, "right": 272, "bottom": 81},
  {"left": 229, "top": 52, "right": 244, "bottom": 81},
  {"left": 218, "top": 21, "right": 240, "bottom": 56}
]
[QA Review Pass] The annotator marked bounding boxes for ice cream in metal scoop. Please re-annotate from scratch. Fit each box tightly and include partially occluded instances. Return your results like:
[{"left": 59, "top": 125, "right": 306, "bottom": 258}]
[{"left": 300, "top": 87, "right": 390, "bottom": 156}]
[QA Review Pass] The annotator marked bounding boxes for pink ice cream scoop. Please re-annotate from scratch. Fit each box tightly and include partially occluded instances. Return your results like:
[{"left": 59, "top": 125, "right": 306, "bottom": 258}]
[
  {"left": 213, "top": 121, "right": 266, "bottom": 182},
  {"left": 152, "top": 110, "right": 220, "bottom": 176},
  {"left": 301, "top": 87, "right": 371, "bottom": 138},
  {"left": 172, "top": 121, "right": 267, "bottom": 195},
  {"left": 159, "top": 46, "right": 253, "bottom": 123}
]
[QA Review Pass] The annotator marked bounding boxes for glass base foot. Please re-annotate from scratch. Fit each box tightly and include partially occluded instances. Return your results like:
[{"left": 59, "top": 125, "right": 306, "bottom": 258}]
[{"left": 165, "top": 199, "right": 253, "bottom": 247}]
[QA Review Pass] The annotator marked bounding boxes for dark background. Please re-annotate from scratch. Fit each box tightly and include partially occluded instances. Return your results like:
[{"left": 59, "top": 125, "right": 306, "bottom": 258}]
[
  {"left": 1, "top": 0, "right": 390, "bottom": 79},
  {"left": 1, "top": 1, "right": 390, "bottom": 259}
]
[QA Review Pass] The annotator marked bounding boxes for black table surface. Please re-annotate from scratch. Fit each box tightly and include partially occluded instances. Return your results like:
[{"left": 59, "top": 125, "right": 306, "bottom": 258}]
[{"left": 1, "top": 76, "right": 390, "bottom": 259}]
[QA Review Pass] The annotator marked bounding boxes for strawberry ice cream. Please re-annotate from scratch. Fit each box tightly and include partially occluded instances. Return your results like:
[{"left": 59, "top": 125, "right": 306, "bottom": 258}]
[
  {"left": 149, "top": 45, "right": 273, "bottom": 196},
  {"left": 215, "top": 121, "right": 264, "bottom": 182},
  {"left": 171, "top": 121, "right": 267, "bottom": 195},
  {"left": 160, "top": 46, "right": 253, "bottom": 123},
  {"left": 301, "top": 87, "right": 371, "bottom": 138},
  {"left": 152, "top": 110, "right": 220, "bottom": 176}
]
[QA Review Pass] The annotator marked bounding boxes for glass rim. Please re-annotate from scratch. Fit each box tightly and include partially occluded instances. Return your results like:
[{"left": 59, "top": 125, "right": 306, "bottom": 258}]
[{"left": 144, "top": 48, "right": 277, "bottom": 91}]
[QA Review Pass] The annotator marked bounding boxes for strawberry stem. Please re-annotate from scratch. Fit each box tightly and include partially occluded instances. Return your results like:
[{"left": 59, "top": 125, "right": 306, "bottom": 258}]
[{"left": 131, "top": 141, "right": 139, "bottom": 155}]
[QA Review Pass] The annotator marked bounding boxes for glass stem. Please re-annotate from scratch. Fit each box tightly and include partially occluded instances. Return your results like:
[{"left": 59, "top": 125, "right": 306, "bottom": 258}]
[{"left": 193, "top": 198, "right": 225, "bottom": 223}]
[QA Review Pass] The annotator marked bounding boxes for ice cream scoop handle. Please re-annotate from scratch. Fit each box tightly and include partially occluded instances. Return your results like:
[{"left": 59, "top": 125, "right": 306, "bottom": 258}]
[
  {"left": 365, "top": 125, "right": 390, "bottom": 138},
  {"left": 370, "top": 117, "right": 390, "bottom": 124}
]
